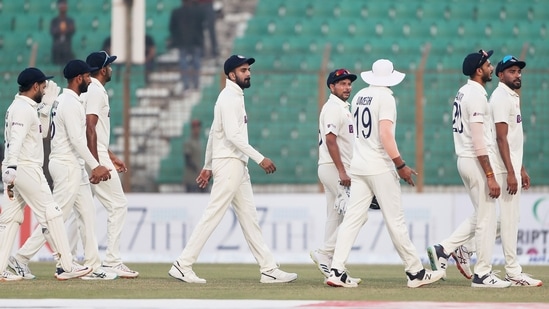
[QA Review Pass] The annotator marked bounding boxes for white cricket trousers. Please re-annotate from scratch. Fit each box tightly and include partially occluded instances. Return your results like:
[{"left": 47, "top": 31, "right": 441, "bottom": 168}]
[
  {"left": 15, "top": 161, "right": 101, "bottom": 270},
  {"left": 317, "top": 163, "right": 344, "bottom": 256},
  {"left": 0, "top": 164, "right": 75, "bottom": 273},
  {"left": 88, "top": 151, "right": 128, "bottom": 266},
  {"left": 440, "top": 157, "right": 497, "bottom": 277},
  {"left": 495, "top": 172, "right": 522, "bottom": 277},
  {"left": 331, "top": 170, "right": 424, "bottom": 274},
  {"left": 176, "top": 158, "right": 278, "bottom": 272}
]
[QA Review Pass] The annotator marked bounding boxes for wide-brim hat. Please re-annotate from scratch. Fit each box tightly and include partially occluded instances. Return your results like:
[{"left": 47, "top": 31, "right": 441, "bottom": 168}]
[{"left": 360, "top": 59, "right": 405, "bottom": 87}]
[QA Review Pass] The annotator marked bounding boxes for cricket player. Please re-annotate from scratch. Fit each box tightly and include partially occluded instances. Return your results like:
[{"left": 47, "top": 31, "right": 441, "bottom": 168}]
[
  {"left": 168, "top": 55, "right": 297, "bottom": 284},
  {"left": 0, "top": 67, "right": 91, "bottom": 281},
  {"left": 82, "top": 51, "right": 139, "bottom": 278},
  {"left": 327, "top": 59, "right": 444, "bottom": 288},
  {"left": 427, "top": 50, "right": 510, "bottom": 288},
  {"left": 310, "top": 68, "right": 361, "bottom": 284},
  {"left": 8, "top": 60, "right": 116, "bottom": 280}
]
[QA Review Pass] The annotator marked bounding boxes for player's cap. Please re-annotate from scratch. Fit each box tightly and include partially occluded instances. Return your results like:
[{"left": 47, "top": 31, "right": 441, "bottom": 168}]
[
  {"left": 495, "top": 55, "right": 526, "bottom": 75},
  {"left": 17, "top": 67, "right": 53, "bottom": 87},
  {"left": 63, "top": 59, "right": 98, "bottom": 79},
  {"left": 224, "top": 54, "right": 255, "bottom": 75},
  {"left": 86, "top": 51, "right": 117, "bottom": 71},
  {"left": 360, "top": 59, "right": 405, "bottom": 87},
  {"left": 462, "top": 49, "right": 493, "bottom": 76},
  {"left": 326, "top": 68, "right": 357, "bottom": 88}
]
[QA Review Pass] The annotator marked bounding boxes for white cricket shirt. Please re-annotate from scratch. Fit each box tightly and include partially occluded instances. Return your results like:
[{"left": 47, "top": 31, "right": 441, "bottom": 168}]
[
  {"left": 203, "top": 79, "right": 264, "bottom": 169},
  {"left": 3, "top": 94, "right": 44, "bottom": 167},
  {"left": 349, "top": 85, "right": 397, "bottom": 175},
  {"left": 49, "top": 88, "right": 100, "bottom": 169},
  {"left": 318, "top": 93, "right": 354, "bottom": 166},
  {"left": 490, "top": 82, "right": 523, "bottom": 174},
  {"left": 83, "top": 77, "right": 110, "bottom": 154},
  {"left": 452, "top": 79, "right": 495, "bottom": 158}
]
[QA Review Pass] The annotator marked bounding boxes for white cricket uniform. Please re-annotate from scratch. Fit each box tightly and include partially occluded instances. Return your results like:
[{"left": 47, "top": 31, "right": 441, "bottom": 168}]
[
  {"left": 440, "top": 79, "right": 497, "bottom": 277},
  {"left": 0, "top": 94, "right": 75, "bottom": 273},
  {"left": 490, "top": 81, "right": 523, "bottom": 277},
  {"left": 331, "top": 85, "right": 425, "bottom": 274},
  {"left": 14, "top": 89, "right": 104, "bottom": 271},
  {"left": 317, "top": 93, "right": 354, "bottom": 256},
  {"left": 83, "top": 77, "right": 128, "bottom": 266},
  {"left": 175, "top": 79, "right": 279, "bottom": 273}
]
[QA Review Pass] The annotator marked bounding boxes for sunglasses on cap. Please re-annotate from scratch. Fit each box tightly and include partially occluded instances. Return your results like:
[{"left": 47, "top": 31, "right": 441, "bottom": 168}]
[
  {"left": 334, "top": 69, "right": 351, "bottom": 77},
  {"left": 477, "top": 49, "right": 490, "bottom": 67},
  {"left": 502, "top": 55, "right": 519, "bottom": 64},
  {"left": 101, "top": 51, "right": 110, "bottom": 68}
]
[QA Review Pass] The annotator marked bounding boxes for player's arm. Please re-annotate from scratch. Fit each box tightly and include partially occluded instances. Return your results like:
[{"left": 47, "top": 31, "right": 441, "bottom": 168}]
[
  {"left": 521, "top": 165, "right": 530, "bottom": 190},
  {"left": 379, "top": 119, "right": 416, "bottom": 186},
  {"left": 86, "top": 114, "right": 100, "bottom": 161},
  {"left": 3, "top": 109, "right": 32, "bottom": 169},
  {"left": 108, "top": 149, "right": 127, "bottom": 173},
  {"left": 495, "top": 121, "right": 518, "bottom": 194},
  {"left": 325, "top": 133, "right": 350, "bottom": 187},
  {"left": 470, "top": 122, "right": 500, "bottom": 198}
]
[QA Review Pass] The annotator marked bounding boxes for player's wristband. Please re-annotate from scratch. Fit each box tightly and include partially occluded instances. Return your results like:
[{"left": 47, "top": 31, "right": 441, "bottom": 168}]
[
  {"left": 485, "top": 172, "right": 494, "bottom": 178},
  {"left": 396, "top": 162, "right": 406, "bottom": 170}
]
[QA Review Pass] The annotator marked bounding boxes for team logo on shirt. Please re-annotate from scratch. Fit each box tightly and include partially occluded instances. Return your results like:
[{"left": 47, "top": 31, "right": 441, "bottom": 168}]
[
  {"left": 517, "top": 115, "right": 522, "bottom": 123},
  {"left": 348, "top": 124, "right": 353, "bottom": 133}
]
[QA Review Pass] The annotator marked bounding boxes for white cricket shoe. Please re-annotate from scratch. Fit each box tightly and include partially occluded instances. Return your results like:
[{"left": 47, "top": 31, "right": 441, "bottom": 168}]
[
  {"left": 260, "top": 268, "right": 297, "bottom": 283},
  {"left": 81, "top": 268, "right": 119, "bottom": 280},
  {"left": 309, "top": 250, "right": 331, "bottom": 278},
  {"left": 0, "top": 270, "right": 23, "bottom": 282},
  {"left": 505, "top": 273, "right": 543, "bottom": 287},
  {"left": 168, "top": 261, "right": 206, "bottom": 284},
  {"left": 406, "top": 269, "right": 445, "bottom": 288},
  {"left": 102, "top": 263, "right": 139, "bottom": 278},
  {"left": 451, "top": 245, "right": 473, "bottom": 279},
  {"left": 427, "top": 244, "right": 449, "bottom": 279},
  {"left": 326, "top": 269, "right": 358, "bottom": 288},
  {"left": 55, "top": 263, "right": 93, "bottom": 280},
  {"left": 8, "top": 256, "right": 35, "bottom": 280},
  {"left": 471, "top": 271, "right": 512, "bottom": 288}
]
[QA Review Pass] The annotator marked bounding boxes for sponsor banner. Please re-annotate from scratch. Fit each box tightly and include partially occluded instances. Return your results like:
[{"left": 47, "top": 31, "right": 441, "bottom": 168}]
[{"left": 5, "top": 193, "right": 548, "bottom": 265}]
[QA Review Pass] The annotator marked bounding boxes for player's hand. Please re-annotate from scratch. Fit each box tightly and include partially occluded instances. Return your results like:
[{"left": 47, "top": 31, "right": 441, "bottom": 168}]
[
  {"left": 521, "top": 169, "right": 530, "bottom": 190},
  {"left": 2, "top": 167, "right": 17, "bottom": 185},
  {"left": 506, "top": 173, "right": 518, "bottom": 195},
  {"left": 397, "top": 166, "right": 417, "bottom": 186},
  {"left": 89, "top": 165, "right": 111, "bottom": 184},
  {"left": 487, "top": 177, "right": 500, "bottom": 199},
  {"left": 259, "top": 158, "right": 276, "bottom": 174},
  {"left": 111, "top": 157, "right": 127, "bottom": 173},
  {"left": 338, "top": 171, "right": 351, "bottom": 187},
  {"left": 6, "top": 183, "right": 15, "bottom": 200},
  {"left": 334, "top": 185, "right": 350, "bottom": 215},
  {"left": 42, "top": 80, "right": 61, "bottom": 106},
  {"left": 196, "top": 169, "right": 212, "bottom": 189}
]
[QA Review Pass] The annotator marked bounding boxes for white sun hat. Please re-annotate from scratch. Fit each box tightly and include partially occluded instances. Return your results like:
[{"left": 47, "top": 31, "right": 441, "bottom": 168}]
[{"left": 360, "top": 59, "right": 406, "bottom": 87}]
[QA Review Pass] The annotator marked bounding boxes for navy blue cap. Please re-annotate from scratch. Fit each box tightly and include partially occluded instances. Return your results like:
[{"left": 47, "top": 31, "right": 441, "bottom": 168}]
[
  {"left": 224, "top": 55, "right": 255, "bottom": 75},
  {"left": 86, "top": 51, "right": 117, "bottom": 71},
  {"left": 63, "top": 59, "right": 98, "bottom": 79},
  {"left": 495, "top": 55, "right": 526, "bottom": 75},
  {"left": 326, "top": 68, "right": 357, "bottom": 88},
  {"left": 17, "top": 67, "right": 53, "bottom": 87},
  {"left": 462, "top": 49, "right": 493, "bottom": 76}
]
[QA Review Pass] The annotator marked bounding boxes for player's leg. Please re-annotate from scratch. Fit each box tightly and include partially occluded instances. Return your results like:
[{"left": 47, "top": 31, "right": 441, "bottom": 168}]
[{"left": 0, "top": 194, "right": 26, "bottom": 281}]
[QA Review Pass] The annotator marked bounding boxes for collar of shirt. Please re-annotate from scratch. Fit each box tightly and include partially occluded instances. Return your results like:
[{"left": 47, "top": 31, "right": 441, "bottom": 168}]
[
  {"left": 328, "top": 93, "right": 350, "bottom": 109},
  {"left": 497, "top": 81, "right": 519, "bottom": 98},
  {"left": 466, "top": 79, "right": 487, "bottom": 97},
  {"left": 62, "top": 88, "right": 83, "bottom": 103},
  {"left": 14, "top": 93, "right": 39, "bottom": 109},
  {"left": 225, "top": 78, "right": 244, "bottom": 96},
  {"left": 90, "top": 77, "right": 107, "bottom": 93}
]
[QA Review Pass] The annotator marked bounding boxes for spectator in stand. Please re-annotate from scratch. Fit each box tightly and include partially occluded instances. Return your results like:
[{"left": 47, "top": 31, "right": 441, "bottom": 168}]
[
  {"left": 198, "top": 0, "right": 219, "bottom": 58},
  {"left": 50, "top": 0, "right": 75, "bottom": 65}
]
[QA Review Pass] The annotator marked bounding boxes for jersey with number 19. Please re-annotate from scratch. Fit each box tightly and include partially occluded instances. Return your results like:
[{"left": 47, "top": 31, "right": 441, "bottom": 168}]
[
  {"left": 452, "top": 79, "right": 495, "bottom": 158},
  {"left": 349, "top": 86, "right": 397, "bottom": 175}
]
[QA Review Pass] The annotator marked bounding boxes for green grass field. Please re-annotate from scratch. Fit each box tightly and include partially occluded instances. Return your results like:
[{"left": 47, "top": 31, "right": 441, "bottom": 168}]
[{"left": 1, "top": 263, "right": 547, "bottom": 302}]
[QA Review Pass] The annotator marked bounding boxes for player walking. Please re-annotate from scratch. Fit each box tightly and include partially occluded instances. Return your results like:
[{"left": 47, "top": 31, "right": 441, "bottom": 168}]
[
  {"left": 168, "top": 55, "right": 297, "bottom": 284},
  {"left": 326, "top": 59, "right": 444, "bottom": 288}
]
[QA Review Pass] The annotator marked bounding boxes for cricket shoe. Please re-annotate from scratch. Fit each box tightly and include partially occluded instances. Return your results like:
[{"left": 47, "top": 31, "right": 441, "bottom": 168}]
[
  {"left": 406, "top": 269, "right": 445, "bottom": 288},
  {"left": 309, "top": 250, "right": 331, "bottom": 278},
  {"left": 471, "top": 271, "right": 511, "bottom": 288},
  {"left": 260, "top": 268, "right": 298, "bottom": 283},
  {"left": 8, "top": 256, "right": 35, "bottom": 280},
  {"left": 55, "top": 263, "right": 92, "bottom": 280},
  {"left": 451, "top": 245, "right": 473, "bottom": 279},
  {"left": 505, "top": 273, "right": 543, "bottom": 287},
  {"left": 101, "top": 263, "right": 139, "bottom": 278},
  {"left": 168, "top": 261, "right": 206, "bottom": 284},
  {"left": 0, "top": 270, "right": 23, "bottom": 282},
  {"left": 427, "top": 244, "right": 449, "bottom": 279},
  {"left": 81, "top": 268, "right": 118, "bottom": 280},
  {"left": 326, "top": 269, "right": 358, "bottom": 288}
]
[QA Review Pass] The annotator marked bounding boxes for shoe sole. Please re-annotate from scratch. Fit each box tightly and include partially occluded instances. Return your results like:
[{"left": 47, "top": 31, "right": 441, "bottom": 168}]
[
  {"left": 168, "top": 267, "right": 206, "bottom": 284},
  {"left": 426, "top": 247, "right": 446, "bottom": 281},
  {"left": 326, "top": 279, "right": 357, "bottom": 288},
  {"left": 260, "top": 277, "right": 297, "bottom": 284},
  {"left": 471, "top": 283, "right": 511, "bottom": 288},
  {"left": 450, "top": 252, "right": 473, "bottom": 280},
  {"left": 407, "top": 273, "right": 445, "bottom": 288},
  {"left": 309, "top": 251, "right": 330, "bottom": 278}
]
